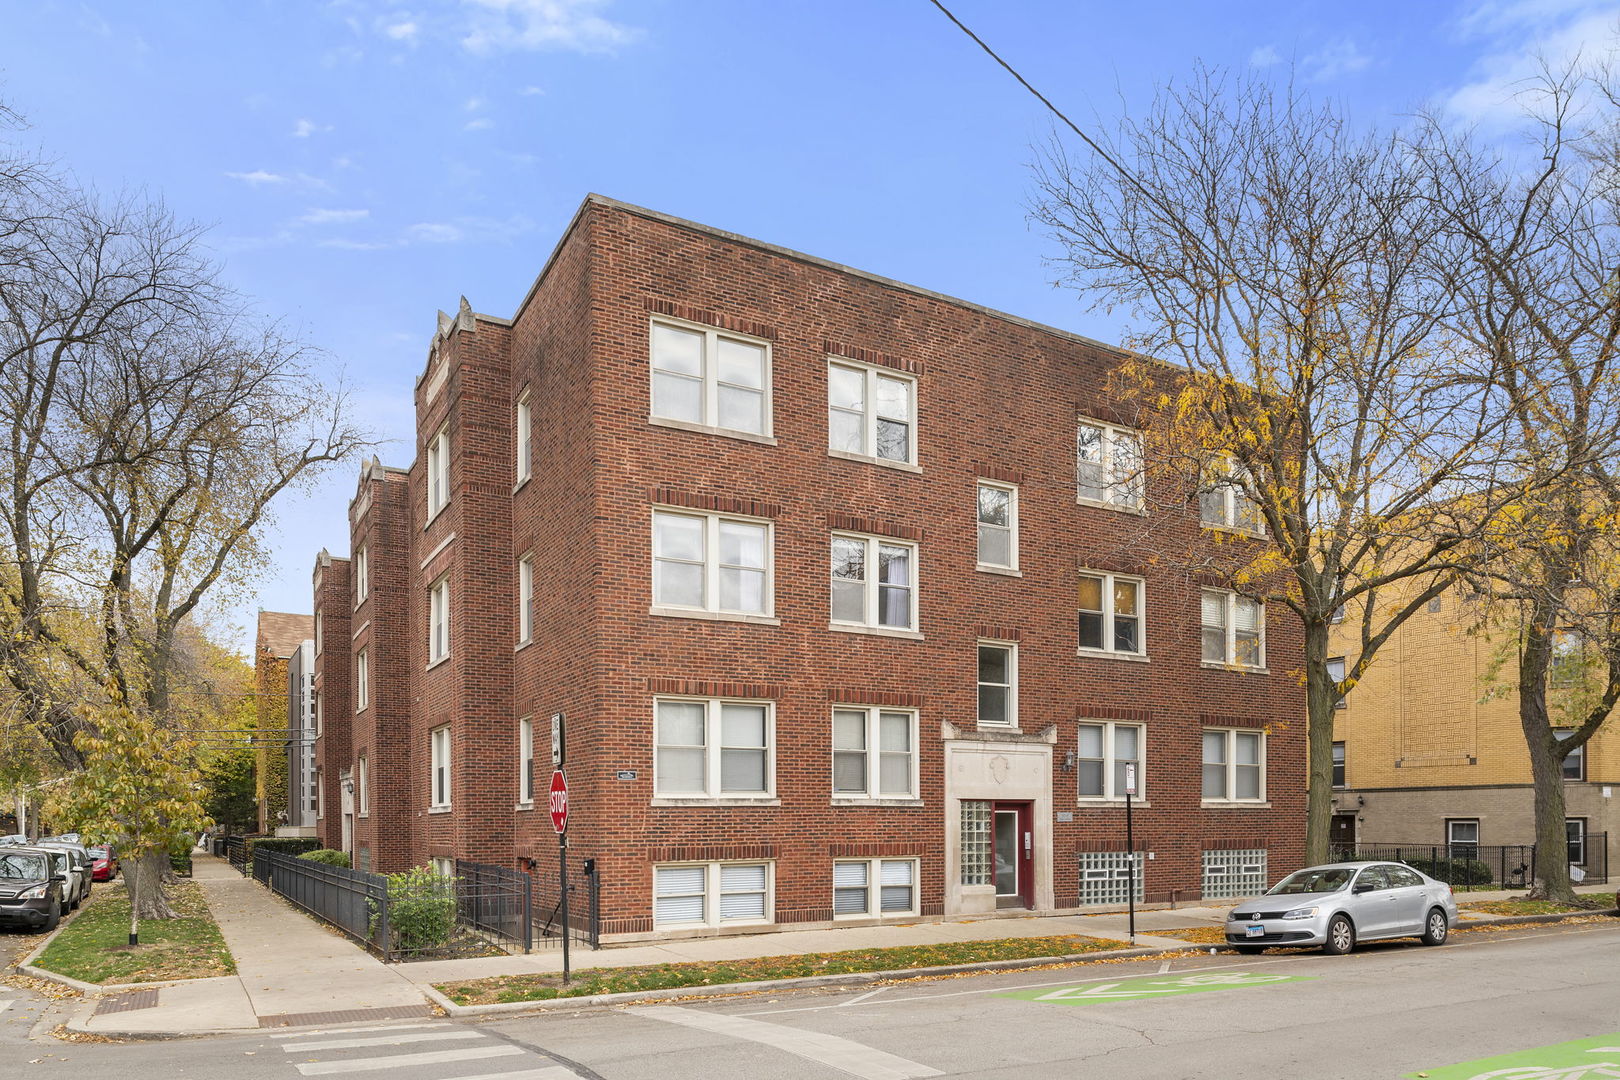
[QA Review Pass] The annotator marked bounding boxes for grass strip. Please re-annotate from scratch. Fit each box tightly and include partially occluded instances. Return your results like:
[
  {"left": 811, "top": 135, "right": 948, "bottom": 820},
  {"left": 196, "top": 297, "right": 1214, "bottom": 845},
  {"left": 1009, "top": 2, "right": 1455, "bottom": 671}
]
[
  {"left": 1459, "top": 897, "right": 1613, "bottom": 917},
  {"left": 33, "top": 880, "right": 235, "bottom": 985},
  {"left": 437, "top": 933, "right": 1124, "bottom": 1005}
]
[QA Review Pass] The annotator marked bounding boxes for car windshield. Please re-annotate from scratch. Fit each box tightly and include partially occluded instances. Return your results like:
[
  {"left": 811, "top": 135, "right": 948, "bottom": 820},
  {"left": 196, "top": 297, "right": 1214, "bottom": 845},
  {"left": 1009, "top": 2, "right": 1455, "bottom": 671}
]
[
  {"left": 0, "top": 853, "right": 49, "bottom": 879},
  {"left": 1265, "top": 867, "right": 1354, "bottom": 895}
]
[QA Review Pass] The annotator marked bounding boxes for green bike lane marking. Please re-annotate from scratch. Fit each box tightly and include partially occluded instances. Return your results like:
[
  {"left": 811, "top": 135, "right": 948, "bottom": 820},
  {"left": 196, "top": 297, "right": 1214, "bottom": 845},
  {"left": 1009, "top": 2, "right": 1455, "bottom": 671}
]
[
  {"left": 996, "top": 970, "right": 1315, "bottom": 1006},
  {"left": 1406, "top": 1032, "right": 1620, "bottom": 1079}
]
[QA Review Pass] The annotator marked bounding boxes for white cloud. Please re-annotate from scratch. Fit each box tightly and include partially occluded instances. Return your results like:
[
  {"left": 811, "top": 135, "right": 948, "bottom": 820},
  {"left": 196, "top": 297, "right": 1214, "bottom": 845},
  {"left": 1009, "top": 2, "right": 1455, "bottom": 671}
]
[
  {"left": 384, "top": 19, "right": 419, "bottom": 41},
  {"left": 460, "top": 0, "right": 638, "bottom": 54},
  {"left": 405, "top": 215, "right": 535, "bottom": 245},
  {"left": 405, "top": 222, "right": 465, "bottom": 244},
  {"left": 1249, "top": 44, "right": 1281, "bottom": 68},
  {"left": 299, "top": 208, "right": 371, "bottom": 225},
  {"left": 1446, "top": 2, "right": 1620, "bottom": 125},
  {"left": 465, "top": 96, "right": 486, "bottom": 111},
  {"left": 317, "top": 237, "right": 396, "bottom": 251},
  {"left": 225, "top": 170, "right": 291, "bottom": 186},
  {"left": 292, "top": 118, "right": 332, "bottom": 138},
  {"left": 1302, "top": 39, "right": 1372, "bottom": 81},
  {"left": 520, "top": 85, "right": 546, "bottom": 95},
  {"left": 464, "top": 117, "right": 495, "bottom": 131}
]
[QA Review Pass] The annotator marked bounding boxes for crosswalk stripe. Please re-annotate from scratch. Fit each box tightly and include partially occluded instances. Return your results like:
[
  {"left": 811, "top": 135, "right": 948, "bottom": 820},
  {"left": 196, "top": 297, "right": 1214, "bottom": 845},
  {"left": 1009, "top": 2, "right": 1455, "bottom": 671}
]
[
  {"left": 445, "top": 1069, "right": 579, "bottom": 1080},
  {"left": 293, "top": 1045, "right": 525, "bottom": 1075},
  {"left": 282, "top": 1030, "right": 485, "bottom": 1052},
  {"left": 271, "top": 1023, "right": 451, "bottom": 1039},
  {"left": 629, "top": 1005, "right": 943, "bottom": 1080}
]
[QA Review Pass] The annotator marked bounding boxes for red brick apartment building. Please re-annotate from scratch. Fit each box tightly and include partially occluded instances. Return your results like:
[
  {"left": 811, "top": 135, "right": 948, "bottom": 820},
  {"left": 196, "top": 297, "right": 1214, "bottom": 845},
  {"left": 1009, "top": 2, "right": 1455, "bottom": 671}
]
[{"left": 309, "top": 195, "right": 1304, "bottom": 940}]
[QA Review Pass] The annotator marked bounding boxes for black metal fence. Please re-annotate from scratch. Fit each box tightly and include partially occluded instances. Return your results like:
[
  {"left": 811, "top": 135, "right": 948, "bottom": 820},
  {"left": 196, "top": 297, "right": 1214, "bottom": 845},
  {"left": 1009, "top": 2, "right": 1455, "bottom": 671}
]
[
  {"left": 454, "top": 860, "right": 532, "bottom": 952},
  {"left": 255, "top": 848, "right": 380, "bottom": 948},
  {"left": 221, "top": 835, "right": 248, "bottom": 874},
  {"left": 530, "top": 856, "right": 601, "bottom": 950},
  {"left": 1332, "top": 836, "right": 1608, "bottom": 888}
]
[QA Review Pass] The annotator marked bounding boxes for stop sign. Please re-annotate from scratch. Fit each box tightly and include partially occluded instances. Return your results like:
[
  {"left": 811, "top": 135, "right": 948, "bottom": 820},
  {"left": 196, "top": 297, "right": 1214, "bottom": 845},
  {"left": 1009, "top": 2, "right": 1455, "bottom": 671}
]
[{"left": 548, "top": 769, "right": 569, "bottom": 834}]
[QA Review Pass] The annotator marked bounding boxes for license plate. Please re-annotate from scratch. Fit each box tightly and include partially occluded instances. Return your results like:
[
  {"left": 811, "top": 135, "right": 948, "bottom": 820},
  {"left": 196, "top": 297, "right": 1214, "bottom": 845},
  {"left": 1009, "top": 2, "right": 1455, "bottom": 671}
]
[{"left": 1245, "top": 925, "right": 1265, "bottom": 938}]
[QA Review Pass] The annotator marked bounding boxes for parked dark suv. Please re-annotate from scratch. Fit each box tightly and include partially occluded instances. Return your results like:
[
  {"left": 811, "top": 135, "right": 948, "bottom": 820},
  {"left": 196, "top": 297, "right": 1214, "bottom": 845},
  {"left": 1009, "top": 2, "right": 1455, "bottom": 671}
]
[{"left": 0, "top": 849, "right": 66, "bottom": 931}]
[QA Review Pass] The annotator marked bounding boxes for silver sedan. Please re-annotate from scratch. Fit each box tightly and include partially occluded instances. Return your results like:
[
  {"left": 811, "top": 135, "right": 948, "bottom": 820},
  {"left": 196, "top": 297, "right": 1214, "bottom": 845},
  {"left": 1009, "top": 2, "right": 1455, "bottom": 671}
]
[{"left": 1224, "top": 861, "right": 1459, "bottom": 955}]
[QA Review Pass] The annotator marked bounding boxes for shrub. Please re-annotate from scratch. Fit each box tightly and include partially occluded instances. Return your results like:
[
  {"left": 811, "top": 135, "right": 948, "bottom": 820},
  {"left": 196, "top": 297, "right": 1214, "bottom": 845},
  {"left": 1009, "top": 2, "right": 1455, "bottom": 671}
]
[
  {"left": 1403, "top": 855, "right": 1495, "bottom": 886},
  {"left": 297, "top": 849, "right": 351, "bottom": 868},
  {"left": 371, "top": 865, "right": 456, "bottom": 953},
  {"left": 247, "top": 836, "right": 322, "bottom": 859}
]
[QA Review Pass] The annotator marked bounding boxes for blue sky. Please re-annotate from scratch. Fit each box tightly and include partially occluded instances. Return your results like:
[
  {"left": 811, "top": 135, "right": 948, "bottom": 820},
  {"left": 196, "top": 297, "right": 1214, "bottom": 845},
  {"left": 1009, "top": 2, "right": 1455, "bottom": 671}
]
[{"left": 2, "top": 0, "right": 1615, "bottom": 654}]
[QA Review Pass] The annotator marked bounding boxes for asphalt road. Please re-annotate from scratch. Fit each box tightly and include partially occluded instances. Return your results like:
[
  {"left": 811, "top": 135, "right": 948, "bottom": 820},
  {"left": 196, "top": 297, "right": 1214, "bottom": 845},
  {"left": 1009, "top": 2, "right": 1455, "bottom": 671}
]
[{"left": 3, "top": 918, "right": 1618, "bottom": 1080}]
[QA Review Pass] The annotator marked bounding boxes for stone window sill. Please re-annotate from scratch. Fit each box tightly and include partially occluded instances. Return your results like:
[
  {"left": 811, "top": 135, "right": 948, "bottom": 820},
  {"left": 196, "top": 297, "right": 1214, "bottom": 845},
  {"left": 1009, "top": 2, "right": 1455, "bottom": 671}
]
[
  {"left": 1076, "top": 496, "right": 1147, "bottom": 517},
  {"left": 426, "top": 655, "right": 451, "bottom": 672},
  {"left": 649, "top": 415, "right": 778, "bottom": 446},
  {"left": 650, "top": 606, "right": 782, "bottom": 626},
  {"left": 1076, "top": 647, "right": 1149, "bottom": 663},
  {"left": 650, "top": 797, "right": 781, "bottom": 808},
  {"left": 831, "top": 797, "right": 924, "bottom": 808},
  {"left": 1200, "top": 662, "right": 1269, "bottom": 675},
  {"left": 827, "top": 448, "right": 923, "bottom": 474},
  {"left": 1076, "top": 799, "right": 1153, "bottom": 809},
  {"left": 830, "top": 623, "right": 923, "bottom": 641},
  {"left": 1201, "top": 800, "right": 1272, "bottom": 809},
  {"left": 427, "top": 805, "right": 452, "bottom": 815},
  {"left": 976, "top": 564, "right": 1022, "bottom": 577}
]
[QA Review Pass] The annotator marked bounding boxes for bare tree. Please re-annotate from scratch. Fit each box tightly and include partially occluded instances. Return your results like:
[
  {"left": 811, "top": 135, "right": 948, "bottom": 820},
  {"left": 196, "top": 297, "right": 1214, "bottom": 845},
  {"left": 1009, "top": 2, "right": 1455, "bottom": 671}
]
[{"left": 1029, "top": 68, "right": 1519, "bottom": 864}]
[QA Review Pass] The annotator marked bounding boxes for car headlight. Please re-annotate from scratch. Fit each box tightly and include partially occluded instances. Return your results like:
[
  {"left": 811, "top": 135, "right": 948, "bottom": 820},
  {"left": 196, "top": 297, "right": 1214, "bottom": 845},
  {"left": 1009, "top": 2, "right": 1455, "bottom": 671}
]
[
  {"left": 18, "top": 885, "right": 47, "bottom": 899},
  {"left": 1282, "top": 906, "right": 1318, "bottom": 920}
]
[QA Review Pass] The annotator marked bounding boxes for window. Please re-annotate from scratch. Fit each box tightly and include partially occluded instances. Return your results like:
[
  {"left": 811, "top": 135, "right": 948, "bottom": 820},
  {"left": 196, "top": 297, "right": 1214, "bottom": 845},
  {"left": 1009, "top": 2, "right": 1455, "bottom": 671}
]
[
  {"left": 314, "top": 611, "right": 323, "bottom": 655},
  {"left": 1556, "top": 729, "right": 1585, "bottom": 781},
  {"left": 519, "top": 717, "right": 535, "bottom": 804},
  {"left": 1551, "top": 631, "right": 1584, "bottom": 687},
  {"left": 652, "top": 511, "right": 771, "bottom": 617},
  {"left": 1076, "top": 420, "right": 1143, "bottom": 508},
  {"left": 1446, "top": 818, "right": 1479, "bottom": 859},
  {"left": 830, "top": 534, "right": 916, "bottom": 631},
  {"left": 1567, "top": 818, "right": 1587, "bottom": 865},
  {"left": 1202, "top": 848, "right": 1267, "bottom": 900},
  {"left": 426, "top": 426, "right": 449, "bottom": 520},
  {"left": 358, "top": 754, "right": 368, "bottom": 816},
  {"left": 1332, "top": 742, "right": 1346, "bottom": 788},
  {"left": 1327, "top": 657, "right": 1347, "bottom": 709},
  {"left": 515, "top": 391, "right": 532, "bottom": 484},
  {"left": 1427, "top": 596, "right": 1443, "bottom": 614},
  {"left": 652, "top": 862, "right": 771, "bottom": 928},
  {"left": 430, "top": 726, "right": 451, "bottom": 809},
  {"left": 1076, "top": 721, "right": 1144, "bottom": 800},
  {"left": 833, "top": 859, "right": 917, "bottom": 918},
  {"left": 1201, "top": 589, "right": 1265, "bottom": 668},
  {"left": 1202, "top": 728, "right": 1265, "bottom": 802},
  {"left": 1077, "top": 572, "right": 1143, "bottom": 655},
  {"left": 315, "top": 767, "right": 324, "bottom": 819},
  {"left": 518, "top": 557, "right": 535, "bottom": 644},
  {"left": 828, "top": 360, "right": 916, "bottom": 465},
  {"left": 977, "top": 643, "right": 1016, "bottom": 728},
  {"left": 653, "top": 698, "right": 772, "bottom": 799},
  {"left": 431, "top": 857, "right": 454, "bottom": 878},
  {"left": 354, "top": 545, "right": 369, "bottom": 606},
  {"left": 1199, "top": 457, "right": 1261, "bottom": 532},
  {"left": 650, "top": 320, "right": 769, "bottom": 436},
  {"left": 355, "top": 649, "right": 369, "bottom": 711},
  {"left": 429, "top": 578, "right": 450, "bottom": 664},
  {"left": 832, "top": 707, "right": 916, "bottom": 799},
  {"left": 314, "top": 692, "right": 322, "bottom": 737},
  {"left": 976, "top": 482, "right": 1017, "bottom": 569}
]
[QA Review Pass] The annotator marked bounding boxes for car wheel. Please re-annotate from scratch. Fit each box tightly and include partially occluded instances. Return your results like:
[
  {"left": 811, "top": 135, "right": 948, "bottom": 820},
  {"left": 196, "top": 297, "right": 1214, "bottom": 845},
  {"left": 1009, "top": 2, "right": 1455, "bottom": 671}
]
[
  {"left": 1233, "top": 944, "right": 1266, "bottom": 955},
  {"left": 1421, "top": 908, "right": 1448, "bottom": 946},
  {"left": 1323, "top": 914, "right": 1355, "bottom": 955},
  {"left": 40, "top": 905, "right": 59, "bottom": 933}
]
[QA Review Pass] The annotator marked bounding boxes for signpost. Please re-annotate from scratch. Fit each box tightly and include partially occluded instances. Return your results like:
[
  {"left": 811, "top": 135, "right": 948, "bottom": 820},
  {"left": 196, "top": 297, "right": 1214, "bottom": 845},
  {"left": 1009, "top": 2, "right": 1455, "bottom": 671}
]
[
  {"left": 1124, "top": 762, "right": 1137, "bottom": 946},
  {"left": 549, "top": 768, "right": 570, "bottom": 981}
]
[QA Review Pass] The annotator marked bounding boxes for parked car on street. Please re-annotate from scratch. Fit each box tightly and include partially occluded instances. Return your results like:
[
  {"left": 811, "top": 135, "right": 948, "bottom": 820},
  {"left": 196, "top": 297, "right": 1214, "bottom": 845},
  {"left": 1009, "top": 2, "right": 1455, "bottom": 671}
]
[
  {"left": 36, "top": 842, "right": 93, "bottom": 907},
  {"left": 1224, "top": 861, "right": 1459, "bottom": 955},
  {"left": 87, "top": 846, "right": 118, "bottom": 882},
  {"left": 0, "top": 848, "right": 68, "bottom": 931}
]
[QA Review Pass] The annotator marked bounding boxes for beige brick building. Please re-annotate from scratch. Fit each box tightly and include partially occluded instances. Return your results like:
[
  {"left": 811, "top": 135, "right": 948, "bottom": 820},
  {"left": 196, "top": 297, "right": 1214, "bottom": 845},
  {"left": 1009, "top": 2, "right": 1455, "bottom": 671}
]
[{"left": 1329, "top": 588, "right": 1616, "bottom": 880}]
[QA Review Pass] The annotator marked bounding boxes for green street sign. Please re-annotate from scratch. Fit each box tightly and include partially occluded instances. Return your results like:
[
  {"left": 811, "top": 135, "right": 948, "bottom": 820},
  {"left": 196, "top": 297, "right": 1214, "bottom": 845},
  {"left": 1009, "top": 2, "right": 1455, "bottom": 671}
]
[
  {"left": 998, "top": 971, "right": 1314, "bottom": 1006},
  {"left": 1406, "top": 1033, "right": 1620, "bottom": 1079}
]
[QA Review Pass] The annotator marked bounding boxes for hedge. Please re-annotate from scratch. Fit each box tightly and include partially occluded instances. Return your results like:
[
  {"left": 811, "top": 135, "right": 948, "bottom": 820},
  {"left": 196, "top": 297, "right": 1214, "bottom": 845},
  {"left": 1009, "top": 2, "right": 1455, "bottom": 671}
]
[
  {"left": 246, "top": 836, "right": 323, "bottom": 859},
  {"left": 297, "top": 849, "right": 351, "bottom": 868}
]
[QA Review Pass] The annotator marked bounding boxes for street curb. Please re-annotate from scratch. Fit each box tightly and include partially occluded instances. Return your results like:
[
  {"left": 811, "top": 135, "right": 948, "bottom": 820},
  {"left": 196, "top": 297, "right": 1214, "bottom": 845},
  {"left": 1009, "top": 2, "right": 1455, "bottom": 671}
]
[{"left": 1457, "top": 908, "right": 1619, "bottom": 930}]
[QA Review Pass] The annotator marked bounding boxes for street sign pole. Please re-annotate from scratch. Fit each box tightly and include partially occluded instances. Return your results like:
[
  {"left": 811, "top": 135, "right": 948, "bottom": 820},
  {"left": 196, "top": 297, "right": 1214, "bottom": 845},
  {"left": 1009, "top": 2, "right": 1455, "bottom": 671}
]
[
  {"left": 559, "top": 829, "right": 570, "bottom": 983},
  {"left": 549, "top": 768, "right": 570, "bottom": 983},
  {"left": 1125, "top": 762, "right": 1137, "bottom": 946}
]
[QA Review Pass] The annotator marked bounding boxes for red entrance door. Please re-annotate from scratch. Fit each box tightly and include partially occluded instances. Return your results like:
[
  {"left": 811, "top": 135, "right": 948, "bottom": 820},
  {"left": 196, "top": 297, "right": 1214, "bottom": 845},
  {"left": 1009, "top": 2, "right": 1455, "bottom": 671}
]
[{"left": 992, "top": 802, "right": 1033, "bottom": 908}]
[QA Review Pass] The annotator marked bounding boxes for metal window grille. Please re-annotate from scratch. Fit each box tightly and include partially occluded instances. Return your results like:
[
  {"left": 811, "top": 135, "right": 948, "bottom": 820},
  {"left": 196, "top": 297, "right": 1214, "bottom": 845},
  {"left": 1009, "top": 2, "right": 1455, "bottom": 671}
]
[
  {"left": 1077, "top": 851, "right": 1143, "bottom": 906},
  {"left": 1202, "top": 848, "right": 1267, "bottom": 900}
]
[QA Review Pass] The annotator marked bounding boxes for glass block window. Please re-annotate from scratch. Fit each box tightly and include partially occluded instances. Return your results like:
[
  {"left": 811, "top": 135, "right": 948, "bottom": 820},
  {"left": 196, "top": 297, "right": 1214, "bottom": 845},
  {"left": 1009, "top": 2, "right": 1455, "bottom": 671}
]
[
  {"left": 960, "top": 800, "right": 992, "bottom": 886},
  {"left": 1077, "top": 851, "right": 1144, "bottom": 906},
  {"left": 1202, "top": 848, "right": 1267, "bottom": 900}
]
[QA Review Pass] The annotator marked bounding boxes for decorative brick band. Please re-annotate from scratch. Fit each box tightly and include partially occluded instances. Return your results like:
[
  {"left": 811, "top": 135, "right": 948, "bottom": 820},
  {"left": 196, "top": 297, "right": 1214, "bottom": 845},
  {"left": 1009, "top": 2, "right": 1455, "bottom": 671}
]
[
  {"left": 826, "top": 689, "right": 925, "bottom": 709},
  {"left": 1069, "top": 839, "right": 1152, "bottom": 854},
  {"left": 602, "top": 916, "right": 654, "bottom": 935},
  {"left": 978, "top": 466, "right": 1025, "bottom": 485},
  {"left": 829, "top": 842, "right": 930, "bottom": 857},
  {"left": 650, "top": 487, "right": 781, "bottom": 519},
  {"left": 646, "top": 677, "right": 781, "bottom": 700},
  {"left": 827, "top": 511, "right": 924, "bottom": 542},
  {"left": 776, "top": 906, "right": 833, "bottom": 924},
  {"left": 824, "top": 339, "right": 922, "bottom": 376},
  {"left": 1202, "top": 838, "right": 1271, "bottom": 850},
  {"left": 977, "top": 625, "right": 1023, "bottom": 642},
  {"left": 1200, "top": 713, "right": 1269, "bottom": 730},
  {"left": 648, "top": 843, "right": 776, "bottom": 862},
  {"left": 1077, "top": 705, "right": 1151, "bottom": 723},
  {"left": 647, "top": 297, "right": 776, "bottom": 340}
]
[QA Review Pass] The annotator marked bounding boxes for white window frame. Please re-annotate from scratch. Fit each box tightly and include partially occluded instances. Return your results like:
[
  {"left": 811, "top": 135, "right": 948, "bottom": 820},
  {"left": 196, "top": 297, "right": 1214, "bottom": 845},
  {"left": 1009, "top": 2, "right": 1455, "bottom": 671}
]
[
  {"left": 1447, "top": 818, "right": 1480, "bottom": 857},
  {"left": 652, "top": 697, "right": 775, "bottom": 800},
  {"left": 1202, "top": 727, "right": 1266, "bottom": 804},
  {"left": 830, "top": 532, "right": 918, "bottom": 632},
  {"left": 357, "top": 753, "right": 369, "bottom": 817},
  {"left": 827, "top": 358, "right": 918, "bottom": 467},
  {"left": 518, "top": 556, "right": 535, "bottom": 645},
  {"left": 1201, "top": 589, "right": 1266, "bottom": 669},
  {"left": 832, "top": 857, "right": 919, "bottom": 919},
  {"left": 1076, "top": 570, "right": 1145, "bottom": 656},
  {"left": 315, "top": 767, "right": 324, "bottom": 820},
  {"left": 1076, "top": 720, "right": 1146, "bottom": 802},
  {"left": 976, "top": 481, "right": 1018, "bottom": 571},
  {"left": 429, "top": 577, "right": 450, "bottom": 665},
  {"left": 1199, "top": 455, "right": 1262, "bottom": 533},
  {"left": 354, "top": 544, "right": 369, "bottom": 606},
  {"left": 977, "top": 641, "right": 1017, "bottom": 729},
  {"left": 1075, "top": 419, "right": 1143, "bottom": 509},
  {"left": 831, "top": 706, "right": 918, "bottom": 801},
  {"left": 648, "top": 317, "right": 773, "bottom": 438},
  {"left": 431, "top": 856, "right": 454, "bottom": 878},
  {"left": 1332, "top": 741, "right": 1346, "bottom": 788},
  {"left": 314, "top": 691, "right": 322, "bottom": 737},
  {"left": 355, "top": 648, "right": 369, "bottom": 712},
  {"left": 516, "top": 390, "right": 532, "bottom": 485},
  {"left": 426, "top": 426, "right": 450, "bottom": 522},
  {"left": 430, "top": 725, "right": 451, "bottom": 809},
  {"left": 1567, "top": 817, "right": 1588, "bottom": 865},
  {"left": 652, "top": 861, "right": 774, "bottom": 929},
  {"left": 1327, "top": 657, "right": 1347, "bottom": 709},
  {"left": 651, "top": 509, "right": 774, "bottom": 619},
  {"left": 519, "top": 716, "right": 535, "bottom": 805},
  {"left": 314, "top": 611, "right": 323, "bottom": 656},
  {"left": 1556, "top": 729, "right": 1586, "bottom": 781}
]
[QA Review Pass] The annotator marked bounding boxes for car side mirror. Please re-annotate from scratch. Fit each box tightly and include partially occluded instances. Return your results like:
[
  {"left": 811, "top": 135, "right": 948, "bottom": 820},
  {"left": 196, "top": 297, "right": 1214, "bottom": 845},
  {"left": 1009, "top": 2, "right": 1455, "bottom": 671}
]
[
  {"left": 1352, "top": 882, "right": 1374, "bottom": 894},
  {"left": 51, "top": 875, "right": 66, "bottom": 884}
]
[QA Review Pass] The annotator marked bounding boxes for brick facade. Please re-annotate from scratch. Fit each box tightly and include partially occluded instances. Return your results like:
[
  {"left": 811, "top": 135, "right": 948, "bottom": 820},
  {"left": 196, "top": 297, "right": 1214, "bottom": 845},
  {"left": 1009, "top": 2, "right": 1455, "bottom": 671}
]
[{"left": 310, "top": 195, "right": 1306, "bottom": 938}]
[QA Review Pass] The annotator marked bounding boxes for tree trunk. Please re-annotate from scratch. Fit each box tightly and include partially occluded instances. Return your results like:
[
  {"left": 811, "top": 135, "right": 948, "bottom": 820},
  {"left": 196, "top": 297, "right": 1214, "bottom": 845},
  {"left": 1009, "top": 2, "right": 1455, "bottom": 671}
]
[
  {"left": 1304, "top": 620, "right": 1337, "bottom": 866},
  {"left": 127, "top": 851, "right": 180, "bottom": 920},
  {"left": 1519, "top": 613, "right": 1576, "bottom": 902}
]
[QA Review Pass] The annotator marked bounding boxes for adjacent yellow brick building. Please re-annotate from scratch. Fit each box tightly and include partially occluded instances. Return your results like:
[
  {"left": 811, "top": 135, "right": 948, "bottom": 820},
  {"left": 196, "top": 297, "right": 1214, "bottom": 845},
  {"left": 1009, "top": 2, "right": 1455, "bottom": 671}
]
[{"left": 1329, "top": 589, "right": 1616, "bottom": 880}]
